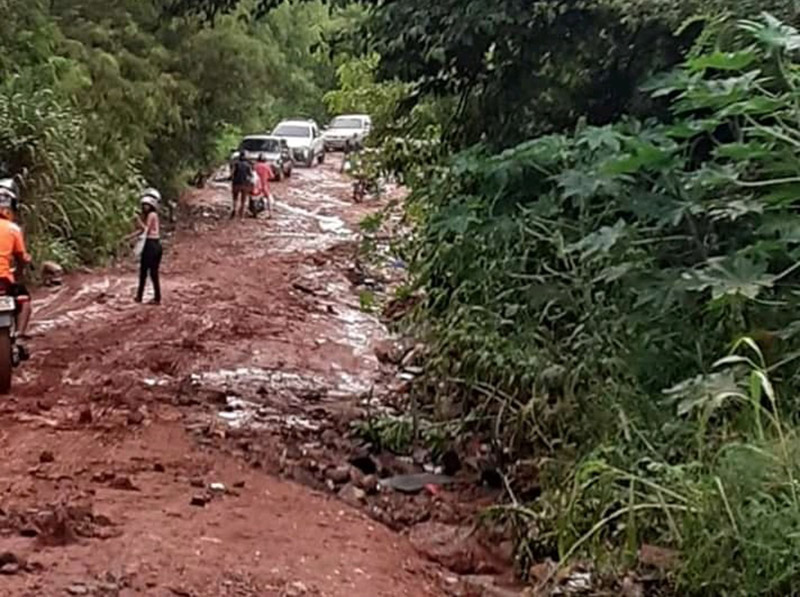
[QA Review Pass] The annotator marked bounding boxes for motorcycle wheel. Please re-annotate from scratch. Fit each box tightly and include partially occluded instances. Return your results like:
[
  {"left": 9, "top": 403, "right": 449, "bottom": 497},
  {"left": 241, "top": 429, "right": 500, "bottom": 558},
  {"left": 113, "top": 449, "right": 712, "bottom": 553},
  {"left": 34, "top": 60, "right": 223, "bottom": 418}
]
[{"left": 0, "top": 328, "right": 13, "bottom": 394}]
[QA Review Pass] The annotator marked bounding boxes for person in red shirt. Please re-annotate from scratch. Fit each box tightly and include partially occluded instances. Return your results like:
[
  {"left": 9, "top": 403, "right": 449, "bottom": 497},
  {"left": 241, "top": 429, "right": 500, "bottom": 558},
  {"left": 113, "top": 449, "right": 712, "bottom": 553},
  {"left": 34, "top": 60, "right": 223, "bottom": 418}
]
[{"left": 253, "top": 153, "right": 274, "bottom": 218}]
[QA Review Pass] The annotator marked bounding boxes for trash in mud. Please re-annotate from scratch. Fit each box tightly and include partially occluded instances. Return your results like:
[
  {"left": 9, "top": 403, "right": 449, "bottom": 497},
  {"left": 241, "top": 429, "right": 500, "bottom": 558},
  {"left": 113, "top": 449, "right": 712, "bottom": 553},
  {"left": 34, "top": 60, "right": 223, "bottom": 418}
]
[
  {"left": 209, "top": 482, "right": 227, "bottom": 495},
  {"left": 380, "top": 474, "right": 456, "bottom": 495}
]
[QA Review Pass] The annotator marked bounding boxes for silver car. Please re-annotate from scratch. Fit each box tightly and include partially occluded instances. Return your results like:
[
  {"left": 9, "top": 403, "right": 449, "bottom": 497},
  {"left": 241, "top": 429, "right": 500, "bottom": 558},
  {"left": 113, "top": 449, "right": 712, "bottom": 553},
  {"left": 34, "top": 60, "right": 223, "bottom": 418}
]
[
  {"left": 234, "top": 135, "right": 293, "bottom": 180},
  {"left": 271, "top": 119, "right": 325, "bottom": 167}
]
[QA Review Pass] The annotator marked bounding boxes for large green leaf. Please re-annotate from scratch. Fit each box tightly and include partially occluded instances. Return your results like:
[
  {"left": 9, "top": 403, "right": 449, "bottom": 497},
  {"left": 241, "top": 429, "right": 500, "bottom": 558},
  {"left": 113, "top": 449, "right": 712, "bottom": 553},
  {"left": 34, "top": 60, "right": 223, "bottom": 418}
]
[
  {"left": 685, "top": 255, "right": 774, "bottom": 301},
  {"left": 566, "top": 219, "right": 627, "bottom": 260},
  {"left": 687, "top": 49, "right": 758, "bottom": 72},
  {"left": 739, "top": 13, "right": 800, "bottom": 52},
  {"left": 555, "top": 168, "right": 602, "bottom": 200}
]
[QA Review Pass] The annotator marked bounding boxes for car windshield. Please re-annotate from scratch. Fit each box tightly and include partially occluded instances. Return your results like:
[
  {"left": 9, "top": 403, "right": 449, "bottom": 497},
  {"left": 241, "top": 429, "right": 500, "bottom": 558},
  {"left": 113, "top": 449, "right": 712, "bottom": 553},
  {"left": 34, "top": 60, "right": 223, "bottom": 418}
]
[
  {"left": 240, "top": 138, "right": 280, "bottom": 153},
  {"left": 273, "top": 124, "right": 310, "bottom": 138},
  {"left": 330, "top": 118, "right": 364, "bottom": 130}
]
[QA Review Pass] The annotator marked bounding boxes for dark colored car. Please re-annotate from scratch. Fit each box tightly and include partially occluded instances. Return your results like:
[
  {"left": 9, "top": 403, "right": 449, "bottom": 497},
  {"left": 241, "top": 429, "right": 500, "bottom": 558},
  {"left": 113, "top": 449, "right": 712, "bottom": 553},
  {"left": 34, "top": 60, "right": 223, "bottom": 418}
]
[{"left": 234, "top": 135, "right": 293, "bottom": 180}]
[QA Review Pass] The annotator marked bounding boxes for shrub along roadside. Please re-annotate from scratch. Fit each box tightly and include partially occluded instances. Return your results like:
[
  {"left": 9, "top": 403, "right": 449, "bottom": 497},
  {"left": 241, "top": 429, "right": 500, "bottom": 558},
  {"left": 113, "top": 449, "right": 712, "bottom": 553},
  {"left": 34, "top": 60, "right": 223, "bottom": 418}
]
[{"left": 400, "top": 13, "right": 800, "bottom": 593}]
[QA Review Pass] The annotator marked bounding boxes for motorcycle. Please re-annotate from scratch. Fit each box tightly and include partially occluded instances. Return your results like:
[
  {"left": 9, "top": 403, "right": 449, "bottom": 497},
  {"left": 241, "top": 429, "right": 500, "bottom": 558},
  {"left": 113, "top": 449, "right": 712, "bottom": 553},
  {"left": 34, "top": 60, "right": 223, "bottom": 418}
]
[
  {"left": 0, "top": 290, "right": 29, "bottom": 394},
  {"left": 249, "top": 194, "right": 267, "bottom": 217},
  {"left": 248, "top": 170, "right": 274, "bottom": 218}
]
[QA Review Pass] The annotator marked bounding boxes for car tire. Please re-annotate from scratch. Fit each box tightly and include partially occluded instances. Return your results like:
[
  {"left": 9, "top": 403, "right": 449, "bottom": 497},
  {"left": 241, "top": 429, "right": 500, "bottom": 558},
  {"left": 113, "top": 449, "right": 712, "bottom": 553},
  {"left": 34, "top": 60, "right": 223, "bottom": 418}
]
[
  {"left": 275, "top": 167, "right": 284, "bottom": 182},
  {"left": 318, "top": 151, "right": 325, "bottom": 165},
  {"left": 305, "top": 153, "right": 314, "bottom": 168}
]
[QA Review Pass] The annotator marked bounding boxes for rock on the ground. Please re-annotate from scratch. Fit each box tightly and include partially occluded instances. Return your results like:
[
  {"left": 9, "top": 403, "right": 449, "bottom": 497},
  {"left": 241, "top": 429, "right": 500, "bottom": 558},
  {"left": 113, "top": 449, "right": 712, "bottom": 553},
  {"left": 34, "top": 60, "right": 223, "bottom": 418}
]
[
  {"left": 325, "top": 465, "right": 351, "bottom": 485},
  {"left": 109, "top": 475, "right": 139, "bottom": 491},
  {"left": 320, "top": 428, "right": 339, "bottom": 447},
  {"left": 638, "top": 544, "right": 679, "bottom": 571},
  {"left": 409, "top": 522, "right": 498, "bottom": 575},
  {"left": 78, "top": 407, "right": 93, "bottom": 425},
  {"left": 0, "top": 562, "right": 20, "bottom": 575},
  {"left": 374, "top": 339, "right": 406, "bottom": 365},
  {"left": 41, "top": 261, "right": 64, "bottom": 286},
  {"left": 0, "top": 551, "right": 23, "bottom": 575},
  {"left": 127, "top": 409, "right": 145, "bottom": 426},
  {"left": 358, "top": 474, "right": 379, "bottom": 495},
  {"left": 281, "top": 580, "right": 310, "bottom": 597},
  {"left": 338, "top": 483, "right": 366, "bottom": 508},
  {"left": 461, "top": 575, "right": 525, "bottom": 597},
  {"left": 621, "top": 576, "right": 644, "bottom": 597},
  {"left": 39, "top": 450, "right": 55, "bottom": 464},
  {"left": 349, "top": 454, "right": 378, "bottom": 475}
]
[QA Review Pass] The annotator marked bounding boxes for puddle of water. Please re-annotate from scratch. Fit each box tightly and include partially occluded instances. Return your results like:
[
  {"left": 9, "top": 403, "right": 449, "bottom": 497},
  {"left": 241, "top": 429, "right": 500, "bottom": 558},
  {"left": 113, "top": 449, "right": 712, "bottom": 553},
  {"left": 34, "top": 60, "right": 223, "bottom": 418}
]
[
  {"left": 275, "top": 201, "right": 351, "bottom": 236},
  {"left": 33, "top": 303, "right": 113, "bottom": 334},
  {"left": 72, "top": 277, "right": 113, "bottom": 300},
  {"left": 195, "top": 368, "right": 329, "bottom": 395},
  {"left": 210, "top": 387, "right": 327, "bottom": 432},
  {"left": 193, "top": 362, "right": 373, "bottom": 432}
]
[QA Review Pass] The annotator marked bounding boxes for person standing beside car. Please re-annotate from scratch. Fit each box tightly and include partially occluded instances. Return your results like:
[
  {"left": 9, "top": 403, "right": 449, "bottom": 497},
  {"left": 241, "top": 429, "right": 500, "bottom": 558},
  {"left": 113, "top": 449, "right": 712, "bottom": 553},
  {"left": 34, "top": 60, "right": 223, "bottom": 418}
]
[
  {"left": 254, "top": 154, "right": 274, "bottom": 218},
  {"left": 230, "top": 152, "right": 253, "bottom": 219}
]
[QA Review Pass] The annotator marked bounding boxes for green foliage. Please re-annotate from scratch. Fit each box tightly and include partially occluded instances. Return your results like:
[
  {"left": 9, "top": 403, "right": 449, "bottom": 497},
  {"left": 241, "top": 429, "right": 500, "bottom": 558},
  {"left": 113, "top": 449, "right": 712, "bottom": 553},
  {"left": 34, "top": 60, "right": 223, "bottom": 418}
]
[
  {"left": 0, "top": 79, "right": 140, "bottom": 264},
  {"left": 323, "top": 53, "right": 407, "bottom": 135},
  {"left": 351, "top": 413, "right": 454, "bottom": 457},
  {"left": 0, "top": 0, "right": 350, "bottom": 265},
  {"left": 404, "top": 12, "right": 800, "bottom": 592}
]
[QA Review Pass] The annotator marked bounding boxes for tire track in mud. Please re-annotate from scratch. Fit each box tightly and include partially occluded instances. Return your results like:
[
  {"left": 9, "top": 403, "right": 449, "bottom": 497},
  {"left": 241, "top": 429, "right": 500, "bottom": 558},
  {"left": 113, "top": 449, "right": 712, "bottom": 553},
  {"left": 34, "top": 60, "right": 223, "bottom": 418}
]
[{"left": 0, "top": 164, "right": 441, "bottom": 597}]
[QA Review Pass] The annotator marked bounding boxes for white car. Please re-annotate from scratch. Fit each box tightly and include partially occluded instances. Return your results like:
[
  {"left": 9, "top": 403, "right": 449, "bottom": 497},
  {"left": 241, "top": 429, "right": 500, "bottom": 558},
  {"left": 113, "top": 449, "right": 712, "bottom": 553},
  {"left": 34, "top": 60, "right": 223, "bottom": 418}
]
[
  {"left": 323, "top": 114, "right": 372, "bottom": 151},
  {"left": 271, "top": 119, "right": 325, "bottom": 167}
]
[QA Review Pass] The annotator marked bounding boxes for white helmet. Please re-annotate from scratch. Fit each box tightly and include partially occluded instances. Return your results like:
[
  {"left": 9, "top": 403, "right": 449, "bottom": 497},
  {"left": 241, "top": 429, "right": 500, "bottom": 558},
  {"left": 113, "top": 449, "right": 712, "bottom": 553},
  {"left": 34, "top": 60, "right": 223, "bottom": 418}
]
[
  {"left": 140, "top": 187, "right": 161, "bottom": 209},
  {"left": 0, "top": 178, "right": 18, "bottom": 200},
  {"left": 0, "top": 179, "right": 18, "bottom": 211}
]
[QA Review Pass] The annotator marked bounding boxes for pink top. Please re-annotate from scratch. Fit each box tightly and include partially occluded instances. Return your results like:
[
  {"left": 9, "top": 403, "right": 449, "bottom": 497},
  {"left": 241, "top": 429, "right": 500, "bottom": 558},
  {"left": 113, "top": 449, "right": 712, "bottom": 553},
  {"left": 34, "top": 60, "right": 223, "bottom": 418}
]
[
  {"left": 145, "top": 211, "right": 160, "bottom": 239},
  {"left": 254, "top": 162, "right": 273, "bottom": 196}
]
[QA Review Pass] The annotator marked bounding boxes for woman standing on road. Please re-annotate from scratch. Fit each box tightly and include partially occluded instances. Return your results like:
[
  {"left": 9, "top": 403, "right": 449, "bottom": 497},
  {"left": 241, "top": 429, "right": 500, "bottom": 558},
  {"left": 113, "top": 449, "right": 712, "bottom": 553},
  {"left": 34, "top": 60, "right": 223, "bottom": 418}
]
[{"left": 130, "top": 188, "right": 163, "bottom": 305}]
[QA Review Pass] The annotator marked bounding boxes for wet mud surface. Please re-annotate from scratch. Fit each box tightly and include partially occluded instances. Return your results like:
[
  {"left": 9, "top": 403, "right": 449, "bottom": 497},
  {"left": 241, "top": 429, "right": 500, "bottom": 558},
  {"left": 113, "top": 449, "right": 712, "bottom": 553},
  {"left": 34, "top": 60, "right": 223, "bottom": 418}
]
[{"left": 0, "top": 164, "right": 444, "bottom": 596}]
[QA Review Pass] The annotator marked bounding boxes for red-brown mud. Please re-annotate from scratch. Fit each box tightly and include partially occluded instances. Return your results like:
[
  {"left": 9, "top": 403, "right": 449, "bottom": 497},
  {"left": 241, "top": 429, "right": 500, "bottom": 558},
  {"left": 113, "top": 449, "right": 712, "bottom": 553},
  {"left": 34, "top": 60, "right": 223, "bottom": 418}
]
[{"left": 0, "top": 164, "right": 442, "bottom": 596}]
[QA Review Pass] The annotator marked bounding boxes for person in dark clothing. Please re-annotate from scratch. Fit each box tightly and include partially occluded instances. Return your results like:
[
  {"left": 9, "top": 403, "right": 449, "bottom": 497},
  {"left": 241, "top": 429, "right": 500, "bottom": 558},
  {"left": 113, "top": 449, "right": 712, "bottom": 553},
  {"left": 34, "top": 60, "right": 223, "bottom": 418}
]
[
  {"left": 230, "top": 152, "right": 253, "bottom": 219},
  {"left": 129, "top": 188, "right": 163, "bottom": 305}
]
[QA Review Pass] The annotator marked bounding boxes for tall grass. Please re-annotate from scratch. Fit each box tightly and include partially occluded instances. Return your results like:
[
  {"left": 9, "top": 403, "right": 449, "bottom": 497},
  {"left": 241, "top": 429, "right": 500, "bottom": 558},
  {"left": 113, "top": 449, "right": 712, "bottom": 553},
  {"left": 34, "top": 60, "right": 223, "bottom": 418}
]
[{"left": 0, "top": 80, "right": 139, "bottom": 265}]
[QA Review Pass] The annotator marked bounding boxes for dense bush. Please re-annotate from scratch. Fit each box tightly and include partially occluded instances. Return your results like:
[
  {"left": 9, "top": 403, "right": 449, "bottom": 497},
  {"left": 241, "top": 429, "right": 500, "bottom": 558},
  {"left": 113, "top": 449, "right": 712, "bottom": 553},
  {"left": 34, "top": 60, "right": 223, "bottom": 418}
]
[{"left": 405, "top": 13, "right": 800, "bottom": 593}]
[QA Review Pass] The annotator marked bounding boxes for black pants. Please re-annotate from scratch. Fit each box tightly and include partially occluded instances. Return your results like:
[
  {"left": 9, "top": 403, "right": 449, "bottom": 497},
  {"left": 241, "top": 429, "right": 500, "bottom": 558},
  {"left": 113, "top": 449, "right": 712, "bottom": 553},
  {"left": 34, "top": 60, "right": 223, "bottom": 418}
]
[{"left": 137, "top": 239, "right": 162, "bottom": 303}]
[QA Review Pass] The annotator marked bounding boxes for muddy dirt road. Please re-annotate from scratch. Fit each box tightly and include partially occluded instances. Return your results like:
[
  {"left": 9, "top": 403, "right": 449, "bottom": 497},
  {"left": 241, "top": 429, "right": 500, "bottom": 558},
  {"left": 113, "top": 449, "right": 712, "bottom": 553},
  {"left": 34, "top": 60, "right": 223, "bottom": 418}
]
[{"left": 0, "top": 165, "right": 442, "bottom": 596}]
